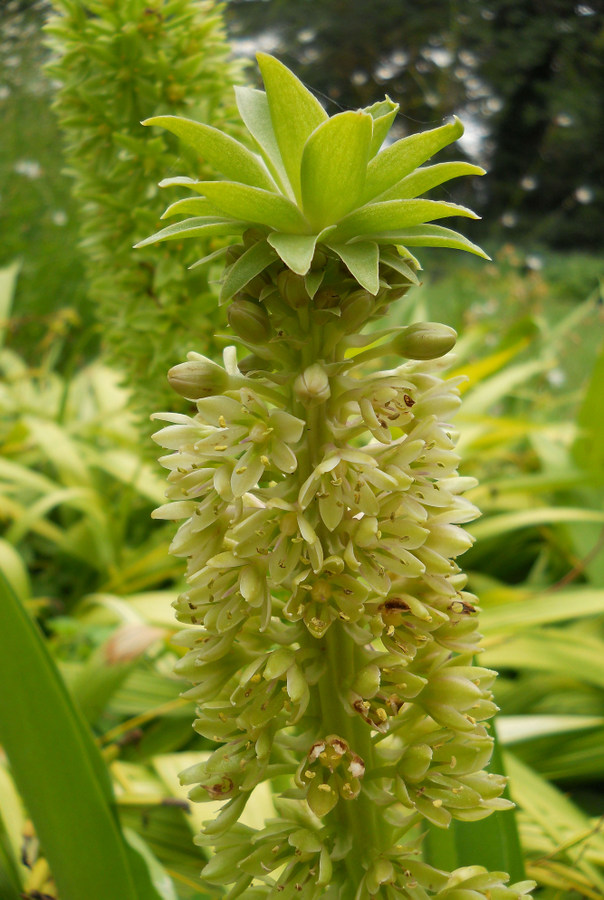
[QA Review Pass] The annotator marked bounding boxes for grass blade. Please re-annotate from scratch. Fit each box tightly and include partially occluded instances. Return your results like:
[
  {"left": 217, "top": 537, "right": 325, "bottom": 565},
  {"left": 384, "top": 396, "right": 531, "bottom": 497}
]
[{"left": 0, "top": 571, "right": 164, "bottom": 900}]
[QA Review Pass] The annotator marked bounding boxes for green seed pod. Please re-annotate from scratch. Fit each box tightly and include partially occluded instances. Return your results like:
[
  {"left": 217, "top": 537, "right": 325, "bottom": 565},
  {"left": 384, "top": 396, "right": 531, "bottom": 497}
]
[
  {"left": 391, "top": 322, "right": 457, "bottom": 360},
  {"left": 228, "top": 298, "right": 271, "bottom": 344},
  {"left": 167, "top": 356, "right": 230, "bottom": 399},
  {"left": 306, "top": 777, "right": 339, "bottom": 818}
]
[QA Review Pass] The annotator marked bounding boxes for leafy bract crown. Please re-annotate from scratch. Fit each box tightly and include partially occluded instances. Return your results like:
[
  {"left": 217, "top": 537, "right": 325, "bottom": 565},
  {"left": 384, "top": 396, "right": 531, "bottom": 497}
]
[{"left": 137, "top": 53, "right": 486, "bottom": 296}]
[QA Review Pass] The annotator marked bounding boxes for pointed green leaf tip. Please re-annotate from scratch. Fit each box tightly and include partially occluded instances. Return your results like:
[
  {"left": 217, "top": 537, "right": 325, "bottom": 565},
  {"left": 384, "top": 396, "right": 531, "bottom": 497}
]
[
  {"left": 257, "top": 52, "right": 327, "bottom": 205},
  {"left": 140, "top": 54, "right": 488, "bottom": 267},
  {"left": 142, "top": 116, "right": 275, "bottom": 192},
  {"left": 301, "top": 111, "right": 373, "bottom": 230}
]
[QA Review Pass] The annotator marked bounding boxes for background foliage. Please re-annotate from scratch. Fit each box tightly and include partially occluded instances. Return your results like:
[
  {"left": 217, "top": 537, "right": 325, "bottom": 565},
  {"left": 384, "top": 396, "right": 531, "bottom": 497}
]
[{"left": 1, "top": 0, "right": 603, "bottom": 898}]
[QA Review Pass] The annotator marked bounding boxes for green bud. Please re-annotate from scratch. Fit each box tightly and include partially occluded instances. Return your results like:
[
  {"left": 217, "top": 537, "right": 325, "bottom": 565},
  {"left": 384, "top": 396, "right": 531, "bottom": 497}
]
[
  {"left": 340, "top": 289, "right": 373, "bottom": 332},
  {"left": 310, "top": 249, "right": 328, "bottom": 271},
  {"left": 314, "top": 287, "right": 340, "bottom": 309},
  {"left": 242, "top": 227, "right": 266, "bottom": 248},
  {"left": 167, "top": 355, "right": 230, "bottom": 399},
  {"left": 228, "top": 298, "right": 271, "bottom": 344},
  {"left": 391, "top": 322, "right": 457, "bottom": 360},
  {"left": 277, "top": 269, "right": 309, "bottom": 308},
  {"left": 238, "top": 353, "right": 272, "bottom": 375},
  {"left": 225, "top": 243, "right": 245, "bottom": 266},
  {"left": 294, "top": 363, "right": 331, "bottom": 407}
]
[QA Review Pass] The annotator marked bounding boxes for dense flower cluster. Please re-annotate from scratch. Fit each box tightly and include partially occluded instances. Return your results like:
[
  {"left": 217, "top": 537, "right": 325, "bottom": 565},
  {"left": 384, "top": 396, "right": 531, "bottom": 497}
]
[
  {"left": 144, "top": 53, "right": 534, "bottom": 900},
  {"left": 149, "top": 240, "right": 532, "bottom": 899}
]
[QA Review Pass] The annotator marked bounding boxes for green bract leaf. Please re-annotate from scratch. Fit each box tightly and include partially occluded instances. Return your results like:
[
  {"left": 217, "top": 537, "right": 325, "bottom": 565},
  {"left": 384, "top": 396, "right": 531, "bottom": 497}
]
[
  {"left": 267, "top": 232, "right": 319, "bottom": 275},
  {"left": 301, "top": 110, "right": 373, "bottom": 230},
  {"left": 220, "top": 241, "right": 277, "bottom": 302},
  {"left": 326, "top": 241, "right": 380, "bottom": 295},
  {"left": 143, "top": 115, "right": 276, "bottom": 192},
  {"left": 161, "top": 197, "right": 224, "bottom": 219},
  {"left": 197, "top": 182, "right": 310, "bottom": 233},
  {"left": 362, "top": 97, "right": 400, "bottom": 157},
  {"left": 350, "top": 223, "right": 490, "bottom": 259},
  {"left": 379, "top": 250, "right": 421, "bottom": 284},
  {"left": 235, "top": 86, "right": 292, "bottom": 198},
  {"left": 333, "top": 198, "right": 478, "bottom": 242},
  {"left": 257, "top": 52, "right": 327, "bottom": 204},
  {"left": 363, "top": 116, "right": 465, "bottom": 202},
  {"left": 379, "top": 162, "right": 486, "bottom": 201},
  {"left": 134, "top": 218, "right": 241, "bottom": 248}
]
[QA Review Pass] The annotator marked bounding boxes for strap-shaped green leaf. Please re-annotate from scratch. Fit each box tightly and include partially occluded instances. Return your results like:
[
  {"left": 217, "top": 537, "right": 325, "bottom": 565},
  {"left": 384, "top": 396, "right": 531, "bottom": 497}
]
[
  {"left": 198, "top": 182, "right": 310, "bottom": 233},
  {"left": 134, "top": 218, "right": 241, "bottom": 248},
  {"left": 333, "top": 198, "right": 478, "bottom": 242},
  {"left": 301, "top": 111, "right": 373, "bottom": 230},
  {"left": 0, "top": 572, "right": 162, "bottom": 900},
  {"left": 235, "top": 86, "right": 292, "bottom": 198},
  {"left": 379, "top": 250, "right": 421, "bottom": 285},
  {"left": 257, "top": 53, "right": 327, "bottom": 205},
  {"left": 379, "top": 161, "right": 486, "bottom": 201},
  {"left": 220, "top": 240, "right": 277, "bottom": 302},
  {"left": 143, "top": 115, "right": 276, "bottom": 192},
  {"left": 326, "top": 242, "right": 380, "bottom": 295},
  {"left": 161, "top": 197, "right": 224, "bottom": 219},
  {"left": 349, "top": 224, "right": 489, "bottom": 258},
  {"left": 267, "top": 232, "right": 319, "bottom": 275},
  {"left": 362, "top": 116, "right": 464, "bottom": 202},
  {"left": 361, "top": 98, "right": 399, "bottom": 158}
]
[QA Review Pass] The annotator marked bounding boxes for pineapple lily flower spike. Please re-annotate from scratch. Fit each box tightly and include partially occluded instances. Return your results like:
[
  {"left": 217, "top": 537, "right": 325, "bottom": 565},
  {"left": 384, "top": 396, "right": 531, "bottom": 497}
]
[{"left": 138, "top": 54, "right": 535, "bottom": 900}]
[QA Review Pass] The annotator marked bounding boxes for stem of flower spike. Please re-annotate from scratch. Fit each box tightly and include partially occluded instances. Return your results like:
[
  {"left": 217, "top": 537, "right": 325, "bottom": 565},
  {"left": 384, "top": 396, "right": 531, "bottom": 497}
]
[{"left": 303, "top": 400, "right": 381, "bottom": 885}]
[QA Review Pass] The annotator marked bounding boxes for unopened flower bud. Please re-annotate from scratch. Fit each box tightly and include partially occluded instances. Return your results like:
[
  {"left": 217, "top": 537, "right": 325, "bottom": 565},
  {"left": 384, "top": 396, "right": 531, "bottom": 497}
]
[
  {"left": 167, "top": 355, "right": 230, "bottom": 399},
  {"left": 277, "top": 270, "right": 309, "bottom": 308},
  {"left": 310, "top": 249, "right": 328, "bottom": 270},
  {"left": 391, "top": 322, "right": 457, "bottom": 360},
  {"left": 314, "top": 287, "right": 340, "bottom": 309},
  {"left": 340, "top": 289, "right": 374, "bottom": 332},
  {"left": 228, "top": 298, "right": 271, "bottom": 345},
  {"left": 224, "top": 243, "right": 245, "bottom": 266},
  {"left": 294, "top": 364, "right": 331, "bottom": 406},
  {"left": 238, "top": 353, "right": 272, "bottom": 375},
  {"left": 242, "top": 227, "right": 266, "bottom": 248}
]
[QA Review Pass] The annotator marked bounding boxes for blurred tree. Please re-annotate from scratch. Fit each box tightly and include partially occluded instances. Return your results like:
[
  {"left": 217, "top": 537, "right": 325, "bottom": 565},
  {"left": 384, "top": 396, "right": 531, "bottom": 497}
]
[{"left": 225, "top": 0, "right": 604, "bottom": 249}]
